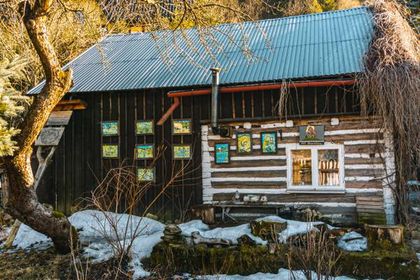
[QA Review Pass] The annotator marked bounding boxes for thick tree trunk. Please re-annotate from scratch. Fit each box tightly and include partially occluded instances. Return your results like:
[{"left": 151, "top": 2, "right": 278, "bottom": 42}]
[{"left": 2, "top": 0, "right": 75, "bottom": 254}]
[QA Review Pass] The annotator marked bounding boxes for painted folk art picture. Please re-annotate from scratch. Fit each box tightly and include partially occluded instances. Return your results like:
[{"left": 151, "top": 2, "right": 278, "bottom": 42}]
[
  {"left": 137, "top": 168, "right": 155, "bottom": 182},
  {"left": 136, "top": 120, "right": 154, "bottom": 135},
  {"left": 173, "top": 145, "right": 191, "bottom": 159},
  {"left": 215, "top": 143, "right": 230, "bottom": 164},
  {"left": 102, "top": 144, "right": 119, "bottom": 158},
  {"left": 299, "top": 125, "right": 324, "bottom": 144},
  {"left": 136, "top": 144, "right": 154, "bottom": 159},
  {"left": 261, "top": 132, "right": 277, "bottom": 154},
  {"left": 172, "top": 119, "right": 192, "bottom": 135},
  {"left": 102, "top": 121, "right": 119, "bottom": 136},
  {"left": 237, "top": 132, "right": 252, "bottom": 154}
]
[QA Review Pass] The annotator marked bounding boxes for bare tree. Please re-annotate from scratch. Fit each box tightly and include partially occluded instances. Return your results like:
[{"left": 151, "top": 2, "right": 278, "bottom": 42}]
[
  {"left": 0, "top": 0, "right": 278, "bottom": 253},
  {"left": 1, "top": 0, "right": 75, "bottom": 253}
]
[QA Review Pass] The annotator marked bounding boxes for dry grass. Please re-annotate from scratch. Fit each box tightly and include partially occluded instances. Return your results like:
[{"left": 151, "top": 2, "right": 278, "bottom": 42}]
[{"left": 357, "top": 0, "right": 420, "bottom": 224}]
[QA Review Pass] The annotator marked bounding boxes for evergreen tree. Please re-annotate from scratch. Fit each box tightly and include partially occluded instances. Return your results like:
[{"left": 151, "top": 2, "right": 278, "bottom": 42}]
[{"left": 0, "top": 57, "right": 28, "bottom": 156}]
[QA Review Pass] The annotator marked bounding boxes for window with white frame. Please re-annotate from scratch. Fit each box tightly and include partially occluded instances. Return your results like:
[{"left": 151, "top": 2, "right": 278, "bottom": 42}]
[{"left": 286, "top": 144, "right": 345, "bottom": 190}]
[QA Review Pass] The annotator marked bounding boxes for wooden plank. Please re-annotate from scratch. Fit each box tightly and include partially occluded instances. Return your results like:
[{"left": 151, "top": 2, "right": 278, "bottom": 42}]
[
  {"left": 212, "top": 170, "right": 287, "bottom": 178},
  {"left": 345, "top": 157, "right": 384, "bottom": 165},
  {"left": 344, "top": 144, "right": 385, "bottom": 154},
  {"left": 345, "top": 181, "right": 383, "bottom": 189},
  {"left": 211, "top": 159, "right": 286, "bottom": 168},
  {"left": 213, "top": 192, "right": 356, "bottom": 203},
  {"left": 53, "top": 99, "right": 87, "bottom": 111},
  {"left": 345, "top": 169, "right": 384, "bottom": 177},
  {"left": 46, "top": 111, "right": 73, "bottom": 126},
  {"left": 212, "top": 182, "right": 287, "bottom": 189}
]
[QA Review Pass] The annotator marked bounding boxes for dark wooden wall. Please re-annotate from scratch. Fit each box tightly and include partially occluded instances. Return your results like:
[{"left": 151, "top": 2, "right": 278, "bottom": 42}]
[{"left": 37, "top": 84, "right": 359, "bottom": 219}]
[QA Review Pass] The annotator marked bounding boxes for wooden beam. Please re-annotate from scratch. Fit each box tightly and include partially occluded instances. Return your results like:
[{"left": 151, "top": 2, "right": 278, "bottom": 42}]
[{"left": 53, "top": 99, "right": 87, "bottom": 111}]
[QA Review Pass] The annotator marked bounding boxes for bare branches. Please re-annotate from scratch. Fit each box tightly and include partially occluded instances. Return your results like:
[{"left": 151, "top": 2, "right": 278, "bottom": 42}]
[{"left": 358, "top": 0, "right": 420, "bottom": 224}]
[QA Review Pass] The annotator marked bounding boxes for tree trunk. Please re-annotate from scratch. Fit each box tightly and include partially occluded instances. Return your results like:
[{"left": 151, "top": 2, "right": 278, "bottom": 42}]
[{"left": 2, "top": 0, "right": 75, "bottom": 254}]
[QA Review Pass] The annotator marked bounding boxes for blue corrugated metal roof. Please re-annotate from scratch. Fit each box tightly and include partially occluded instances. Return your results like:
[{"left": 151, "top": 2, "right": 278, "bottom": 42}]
[{"left": 29, "top": 7, "right": 373, "bottom": 94}]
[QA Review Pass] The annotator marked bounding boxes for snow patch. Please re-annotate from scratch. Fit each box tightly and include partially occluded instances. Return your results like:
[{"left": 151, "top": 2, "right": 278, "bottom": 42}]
[
  {"left": 195, "top": 268, "right": 355, "bottom": 280},
  {"left": 337, "top": 231, "right": 367, "bottom": 252},
  {"left": 11, "top": 211, "right": 341, "bottom": 279},
  {"left": 13, "top": 223, "right": 52, "bottom": 250},
  {"left": 256, "top": 215, "right": 324, "bottom": 243}
]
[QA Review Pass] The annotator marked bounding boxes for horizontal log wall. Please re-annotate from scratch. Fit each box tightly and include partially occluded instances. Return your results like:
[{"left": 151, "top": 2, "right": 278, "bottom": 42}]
[{"left": 202, "top": 116, "right": 395, "bottom": 224}]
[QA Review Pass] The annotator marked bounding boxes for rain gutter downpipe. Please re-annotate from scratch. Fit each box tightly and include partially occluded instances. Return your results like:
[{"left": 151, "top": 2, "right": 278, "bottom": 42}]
[
  {"left": 157, "top": 79, "right": 355, "bottom": 126},
  {"left": 210, "top": 68, "right": 221, "bottom": 134}
]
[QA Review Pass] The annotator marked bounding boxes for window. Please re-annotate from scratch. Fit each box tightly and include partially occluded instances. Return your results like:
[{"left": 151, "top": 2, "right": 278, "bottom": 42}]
[{"left": 287, "top": 144, "right": 344, "bottom": 191}]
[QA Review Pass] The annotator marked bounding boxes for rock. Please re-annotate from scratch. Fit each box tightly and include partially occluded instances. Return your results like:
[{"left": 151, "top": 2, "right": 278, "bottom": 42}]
[
  {"left": 237, "top": 234, "right": 256, "bottom": 246},
  {"left": 250, "top": 220, "right": 287, "bottom": 242},
  {"left": 145, "top": 213, "right": 159, "bottom": 221},
  {"left": 337, "top": 231, "right": 367, "bottom": 252},
  {"left": 162, "top": 224, "right": 184, "bottom": 244},
  {"left": 191, "top": 231, "right": 231, "bottom": 247}
]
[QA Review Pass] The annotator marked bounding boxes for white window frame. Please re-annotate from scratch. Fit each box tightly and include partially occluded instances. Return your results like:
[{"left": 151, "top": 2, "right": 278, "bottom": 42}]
[{"left": 286, "top": 143, "right": 345, "bottom": 192}]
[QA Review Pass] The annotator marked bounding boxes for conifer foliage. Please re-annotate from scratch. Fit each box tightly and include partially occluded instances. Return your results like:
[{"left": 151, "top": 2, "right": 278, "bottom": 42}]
[{"left": 0, "top": 57, "right": 28, "bottom": 156}]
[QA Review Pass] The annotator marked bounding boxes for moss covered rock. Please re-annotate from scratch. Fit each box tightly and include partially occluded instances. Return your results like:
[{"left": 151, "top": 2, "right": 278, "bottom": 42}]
[{"left": 143, "top": 241, "right": 420, "bottom": 279}]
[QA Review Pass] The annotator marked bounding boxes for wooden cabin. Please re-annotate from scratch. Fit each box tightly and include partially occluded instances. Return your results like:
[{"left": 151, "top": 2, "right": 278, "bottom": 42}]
[{"left": 30, "top": 7, "right": 396, "bottom": 225}]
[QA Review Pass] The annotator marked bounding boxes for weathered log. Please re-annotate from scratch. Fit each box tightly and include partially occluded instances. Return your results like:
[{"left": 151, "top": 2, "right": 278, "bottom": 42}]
[
  {"left": 190, "top": 205, "right": 214, "bottom": 224},
  {"left": 365, "top": 224, "right": 404, "bottom": 250},
  {"left": 250, "top": 220, "right": 287, "bottom": 242},
  {"left": 191, "top": 231, "right": 231, "bottom": 247}
]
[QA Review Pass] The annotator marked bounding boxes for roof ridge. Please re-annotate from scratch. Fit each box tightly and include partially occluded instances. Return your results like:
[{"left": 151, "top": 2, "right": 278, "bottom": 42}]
[{"left": 104, "top": 6, "right": 368, "bottom": 39}]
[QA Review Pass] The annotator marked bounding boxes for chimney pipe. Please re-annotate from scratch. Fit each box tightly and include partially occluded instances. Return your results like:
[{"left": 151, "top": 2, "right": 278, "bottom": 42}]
[{"left": 210, "top": 68, "right": 220, "bottom": 132}]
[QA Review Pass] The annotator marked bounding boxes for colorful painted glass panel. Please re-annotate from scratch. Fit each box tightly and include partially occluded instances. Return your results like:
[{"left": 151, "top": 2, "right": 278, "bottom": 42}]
[
  {"left": 102, "top": 121, "right": 118, "bottom": 136},
  {"left": 102, "top": 144, "right": 118, "bottom": 158},
  {"left": 136, "top": 144, "right": 154, "bottom": 159},
  {"left": 136, "top": 121, "right": 154, "bottom": 135},
  {"left": 237, "top": 132, "right": 252, "bottom": 154},
  {"left": 172, "top": 119, "right": 192, "bottom": 134},
  {"left": 261, "top": 132, "right": 277, "bottom": 154},
  {"left": 137, "top": 168, "right": 155, "bottom": 182},
  {"left": 173, "top": 145, "right": 191, "bottom": 159},
  {"left": 215, "top": 143, "right": 230, "bottom": 164}
]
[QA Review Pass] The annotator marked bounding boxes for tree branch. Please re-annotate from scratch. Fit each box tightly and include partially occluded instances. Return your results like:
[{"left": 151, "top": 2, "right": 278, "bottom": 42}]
[{"left": 15, "top": 0, "right": 73, "bottom": 161}]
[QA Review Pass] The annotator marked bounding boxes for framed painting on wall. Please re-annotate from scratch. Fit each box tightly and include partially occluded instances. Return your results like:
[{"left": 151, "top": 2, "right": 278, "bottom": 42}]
[
  {"left": 102, "top": 121, "right": 119, "bottom": 136},
  {"left": 236, "top": 132, "right": 252, "bottom": 154},
  {"left": 299, "top": 125, "right": 324, "bottom": 145},
  {"left": 215, "top": 143, "right": 230, "bottom": 164},
  {"left": 172, "top": 119, "right": 192, "bottom": 135},
  {"left": 135, "top": 144, "right": 154, "bottom": 159},
  {"left": 173, "top": 145, "right": 191, "bottom": 159},
  {"left": 261, "top": 131, "right": 277, "bottom": 154},
  {"left": 102, "top": 144, "right": 119, "bottom": 158},
  {"left": 136, "top": 120, "right": 154, "bottom": 135},
  {"left": 137, "top": 167, "right": 155, "bottom": 182}
]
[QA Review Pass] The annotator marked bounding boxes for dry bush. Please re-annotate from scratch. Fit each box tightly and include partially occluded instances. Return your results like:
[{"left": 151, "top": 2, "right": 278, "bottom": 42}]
[
  {"left": 287, "top": 227, "right": 342, "bottom": 280},
  {"left": 357, "top": 0, "right": 420, "bottom": 224},
  {"left": 80, "top": 145, "right": 191, "bottom": 278}
]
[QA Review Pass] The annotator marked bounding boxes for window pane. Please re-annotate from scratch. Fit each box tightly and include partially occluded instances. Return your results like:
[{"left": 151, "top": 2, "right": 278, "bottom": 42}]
[
  {"left": 292, "top": 150, "right": 312, "bottom": 185},
  {"left": 318, "top": 149, "right": 339, "bottom": 186}
]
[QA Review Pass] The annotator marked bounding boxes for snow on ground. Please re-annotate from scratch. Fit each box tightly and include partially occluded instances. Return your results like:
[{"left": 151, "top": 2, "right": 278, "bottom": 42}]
[
  {"left": 9, "top": 210, "right": 365, "bottom": 279},
  {"left": 195, "top": 268, "right": 355, "bottom": 280},
  {"left": 337, "top": 231, "right": 367, "bottom": 252}
]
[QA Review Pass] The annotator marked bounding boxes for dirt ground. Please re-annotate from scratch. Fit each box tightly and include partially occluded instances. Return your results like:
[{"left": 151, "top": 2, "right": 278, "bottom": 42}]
[{"left": 0, "top": 248, "right": 131, "bottom": 280}]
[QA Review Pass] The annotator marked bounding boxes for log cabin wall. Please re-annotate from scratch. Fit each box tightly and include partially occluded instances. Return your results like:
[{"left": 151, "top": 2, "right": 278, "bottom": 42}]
[
  {"left": 201, "top": 116, "right": 395, "bottom": 225},
  {"left": 36, "top": 84, "right": 392, "bottom": 223}
]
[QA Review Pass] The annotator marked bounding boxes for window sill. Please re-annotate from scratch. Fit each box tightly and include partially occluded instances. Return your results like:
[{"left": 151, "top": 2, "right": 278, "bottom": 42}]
[{"left": 286, "top": 187, "right": 346, "bottom": 194}]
